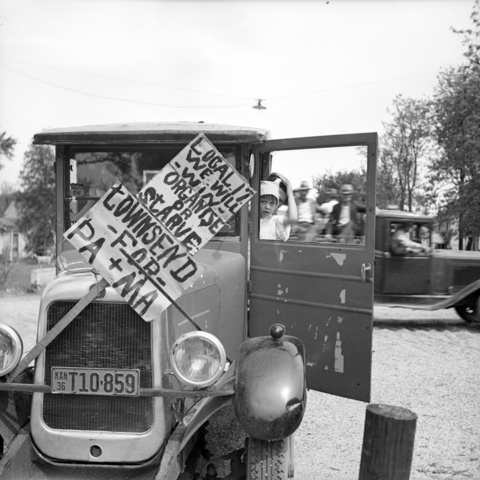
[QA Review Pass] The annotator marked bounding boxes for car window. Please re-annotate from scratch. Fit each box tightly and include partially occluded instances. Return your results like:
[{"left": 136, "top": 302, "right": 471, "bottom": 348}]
[
  {"left": 390, "top": 221, "right": 432, "bottom": 248},
  {"left": 260, "top": 146, "right": 367, "bottom": 246}
]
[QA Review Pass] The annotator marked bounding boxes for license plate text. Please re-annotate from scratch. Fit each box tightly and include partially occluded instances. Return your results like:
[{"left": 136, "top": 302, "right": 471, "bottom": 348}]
[{"left": 51, "top": 368, "right": 140, "bottom": 396}]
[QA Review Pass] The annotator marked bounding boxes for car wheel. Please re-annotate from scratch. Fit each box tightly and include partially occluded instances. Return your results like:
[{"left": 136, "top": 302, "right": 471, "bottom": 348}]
[
  {"left": 247, "top": 436, "right": 293, "bottom": 479},
  {"left": 454, "top": 305, "right": 478, "bottom": 323}
]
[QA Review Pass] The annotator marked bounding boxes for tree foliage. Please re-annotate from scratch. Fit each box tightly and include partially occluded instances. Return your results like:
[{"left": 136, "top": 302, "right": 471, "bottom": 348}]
[
  {"left": 0, "top": 132, "right": 17, "bottom": 170},
  {"left": 376, "top": 146, "right": 401, "bottom": 209},
  {"left": 430, "top": 0, "right": 480, "bottom": 248},
  {"left": 378, "top": 95, "right": 433, "bottom": 212},
  {"left": 313, "top": 169, "right": 367, "bottom": 204},
  {"left": 16, "top": 144, "right": 56, "bottom": 254}
]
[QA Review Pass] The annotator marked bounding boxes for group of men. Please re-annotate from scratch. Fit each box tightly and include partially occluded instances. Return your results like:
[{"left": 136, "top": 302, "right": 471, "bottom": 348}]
[
  {"left": 258, "top": 173, "right": 366, "bottom": 243},
  {"left": 290, "top": 181, "right": 365, "bottom": 242}
]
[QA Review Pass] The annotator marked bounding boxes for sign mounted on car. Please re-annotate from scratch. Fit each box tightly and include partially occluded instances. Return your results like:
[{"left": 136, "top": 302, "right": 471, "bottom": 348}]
[{"left": 64, "top": 134, "right": 255, "bottom": 322}]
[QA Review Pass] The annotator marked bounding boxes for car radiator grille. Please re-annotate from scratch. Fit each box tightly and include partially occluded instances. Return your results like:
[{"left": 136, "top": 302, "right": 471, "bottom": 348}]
[{"left": 43, "top": 301, "right": 153, "bottom": 433}]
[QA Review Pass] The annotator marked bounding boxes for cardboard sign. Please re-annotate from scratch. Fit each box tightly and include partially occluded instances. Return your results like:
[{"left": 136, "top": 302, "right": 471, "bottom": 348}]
[
  {"left": 64, "top": 134, "right": 255, "bottom": 322},
  {"left": 138, "top": 134, "right": 255, "bottom": 254}
]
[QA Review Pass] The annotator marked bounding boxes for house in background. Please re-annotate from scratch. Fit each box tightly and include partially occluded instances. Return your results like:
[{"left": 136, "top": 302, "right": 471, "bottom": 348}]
[
  {"left": 0, "top": 201, "right": 28, "bottom": 261},
  {"left": 437, "top": 217, "right": 479, "bottom": 251}
]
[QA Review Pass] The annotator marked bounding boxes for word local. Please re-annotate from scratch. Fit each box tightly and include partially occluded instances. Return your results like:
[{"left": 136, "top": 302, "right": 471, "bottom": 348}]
[{"left": 137, "top": 134, "right": 255, "bottom": 254}]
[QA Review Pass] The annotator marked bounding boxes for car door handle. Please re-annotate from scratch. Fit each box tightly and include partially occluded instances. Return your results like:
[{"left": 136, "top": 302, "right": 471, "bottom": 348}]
[{"left": 361, "top": 263, "right": 372, "bottom": 283}]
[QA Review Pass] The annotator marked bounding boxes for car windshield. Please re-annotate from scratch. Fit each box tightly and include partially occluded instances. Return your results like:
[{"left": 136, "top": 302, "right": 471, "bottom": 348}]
[{"left": 64, "top": 146, "right": 240, "bottom": 245}]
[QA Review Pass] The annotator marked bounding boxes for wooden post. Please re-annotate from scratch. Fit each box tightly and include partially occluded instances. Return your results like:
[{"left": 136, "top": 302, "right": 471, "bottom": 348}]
[{"left": 359, "top": 404, "right": 417, "bottom": 480}]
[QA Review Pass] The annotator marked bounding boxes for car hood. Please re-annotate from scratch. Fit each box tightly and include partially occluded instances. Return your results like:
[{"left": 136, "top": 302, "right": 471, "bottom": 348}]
[
  {"left": 433, "top": 249, "right": 480, "bottom": 260},
  {"left": 47, "top": 248, "right": 244, "bottom": 305}
]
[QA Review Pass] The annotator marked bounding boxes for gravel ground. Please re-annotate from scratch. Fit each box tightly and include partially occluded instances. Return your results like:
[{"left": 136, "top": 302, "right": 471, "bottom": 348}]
[
  {"left": 0, "top": 292, "right": 41, "bottom": 353},
  {"left": 0, "top": 293, "right": 479, "bottom": 479},
  {"left": 294, "top": 308, "right": 480, "bottom": 480}
]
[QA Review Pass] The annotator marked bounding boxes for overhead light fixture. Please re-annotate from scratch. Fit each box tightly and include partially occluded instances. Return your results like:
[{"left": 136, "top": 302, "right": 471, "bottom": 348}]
[{"left": 253, "top": 99, "right": 266, "bottom": 110}]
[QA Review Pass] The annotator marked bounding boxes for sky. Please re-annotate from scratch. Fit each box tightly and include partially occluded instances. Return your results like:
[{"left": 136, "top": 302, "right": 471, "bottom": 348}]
[{"left": 0, "top": 0, "right": 474, "bottom": 189}]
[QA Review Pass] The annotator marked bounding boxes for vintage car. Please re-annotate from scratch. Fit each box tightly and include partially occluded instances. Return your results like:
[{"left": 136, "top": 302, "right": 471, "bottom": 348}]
[
  {"left": 0, "top": 123, "right": 378, "bottom": 479},
  {"left": 374, "top": 209, "right": 480, "bottom": 322}
]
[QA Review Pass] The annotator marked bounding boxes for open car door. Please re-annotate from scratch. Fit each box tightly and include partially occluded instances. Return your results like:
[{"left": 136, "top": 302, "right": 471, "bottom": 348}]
[{"left": 249, "top": 133, "right": 377, "bottom": 402}]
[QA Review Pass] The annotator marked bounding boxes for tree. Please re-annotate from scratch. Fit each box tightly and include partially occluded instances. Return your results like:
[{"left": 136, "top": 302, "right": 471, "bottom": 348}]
[
  {"left": 431, "top": 67, "right": 480, "bottom": 248},
  {"left": 451, "top": 0, "right": 480, "bottom": 70},
  {"left": 379, "top": 95, "right": 434, "bottom": 212},
  {"left": 313, "top": 169, "right": 367, "bottom": 204},
  {"left": 16, "top": 144, "right": 56, "bottom": 254},
  {"left": 376, "top": 147, "right": 402, "bottom": 209},
  {"left": 0, "top": 132, "right": 17, "bottom": 170},
  {"left": 430, "top": 0, "right": 480, "bottom": 249}
]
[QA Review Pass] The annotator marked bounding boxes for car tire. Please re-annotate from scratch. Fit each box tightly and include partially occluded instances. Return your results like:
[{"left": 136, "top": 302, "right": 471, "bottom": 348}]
[
  {"left": 247, "top": 436, "right": 293, "bottom": 479},
  {"left": 454, "top": 305, "right": 478, "bottom": 323}
]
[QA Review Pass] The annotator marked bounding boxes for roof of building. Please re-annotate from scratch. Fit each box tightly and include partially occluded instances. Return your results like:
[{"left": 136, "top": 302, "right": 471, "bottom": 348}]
[{"left": 0, "top": 202, "right": 20, "bottom": 231}]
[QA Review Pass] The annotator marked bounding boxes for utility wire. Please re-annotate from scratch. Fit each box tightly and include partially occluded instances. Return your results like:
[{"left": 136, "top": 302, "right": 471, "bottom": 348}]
[
  {"left": 268, "top": 72, "right": 439, "bottom": 100},
  {"left": 2, "top": 59, "right": 440, "bottom": 107},
  {"left": 2, "top": 63, "right": 251, "bottom": 109},
  {"left": 2, "top": 58, "right": 251, "bottom": 101}
]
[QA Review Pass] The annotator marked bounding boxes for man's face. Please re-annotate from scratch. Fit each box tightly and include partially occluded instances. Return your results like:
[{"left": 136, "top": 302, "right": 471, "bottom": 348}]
[{"left": 341, "top": 189, "right": 353, "bottom": 203}]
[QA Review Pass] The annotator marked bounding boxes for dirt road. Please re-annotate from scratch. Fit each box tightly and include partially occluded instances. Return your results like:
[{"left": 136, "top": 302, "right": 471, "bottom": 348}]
[{"left": 0, "top": 293, "right": 478, "bottom": 479}]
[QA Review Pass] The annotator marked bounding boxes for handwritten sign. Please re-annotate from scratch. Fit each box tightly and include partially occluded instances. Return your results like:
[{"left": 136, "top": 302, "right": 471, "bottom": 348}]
[
  {"left": 64, "top": 134, "right": 255, "bottom": 322},
  {"left": 138, "top": 134, "right": 255, "bottom": 254}
]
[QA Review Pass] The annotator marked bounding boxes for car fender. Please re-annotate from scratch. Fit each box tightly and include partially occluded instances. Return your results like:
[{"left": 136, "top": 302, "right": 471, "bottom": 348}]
[
  {"left": 422, "top": 280, "right": 480, "bottom": 311},
  {"left": 443, "top": 280, "right": 480, "bottom": 309},
  {"left": 376, "top": 280, "right": 480, "bottom": 311},
  {"left": 155, "top": 365, "right": 236, "bottom": 480},
  {"left": 0, "top": 368, "right": 33, "bottom": 449},
  {"left": 234, "top": 324, "right": 306, "bottom": 441}
]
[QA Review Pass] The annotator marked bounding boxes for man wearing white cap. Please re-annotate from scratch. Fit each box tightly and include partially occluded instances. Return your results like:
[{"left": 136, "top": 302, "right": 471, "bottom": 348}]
[
  {"left": 292, "top": 180, "right": 318, "bottom": 242},
  {"left": 259, "top": 180, "right": 297, "bottom": 240}
]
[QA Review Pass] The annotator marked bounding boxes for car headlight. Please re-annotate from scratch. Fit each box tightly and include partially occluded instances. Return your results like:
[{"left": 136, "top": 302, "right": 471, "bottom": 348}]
[
  {"left": 0, "top": 324, "right": 23, "bottom": 377},
  {"left": 170, "top": 331, "right": 226, "bottom": 388}
]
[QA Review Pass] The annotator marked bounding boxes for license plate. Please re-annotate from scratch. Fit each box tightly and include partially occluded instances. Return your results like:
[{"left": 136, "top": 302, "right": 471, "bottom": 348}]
[{"left": 51, "top": 367, "right": 140, "bottom": 396}]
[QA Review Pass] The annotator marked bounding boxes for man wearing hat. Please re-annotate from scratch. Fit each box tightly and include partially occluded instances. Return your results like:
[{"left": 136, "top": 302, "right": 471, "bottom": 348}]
[
  {"left": 292, "top": 180, "right": 318, "bottom": 242},
  {"left": 327, "top": 184, "right": 365, "bottom": 240}
]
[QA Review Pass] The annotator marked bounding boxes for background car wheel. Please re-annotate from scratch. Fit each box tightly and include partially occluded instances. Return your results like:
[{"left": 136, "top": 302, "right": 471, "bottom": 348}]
[
  {"left": 247, "top": 436, "right": 293, "bottom": 480},
  {"left": 454, "top": 305, "right": 478, "bottom": 323}
]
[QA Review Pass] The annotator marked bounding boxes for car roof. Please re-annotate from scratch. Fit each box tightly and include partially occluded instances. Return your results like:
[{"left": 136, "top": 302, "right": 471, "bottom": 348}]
[
  {"left": 376, "top": 208, "right": 433, "bottom": 223},
  {"left": 33, "top": 122, "right": 271, "bottom": 146}
]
